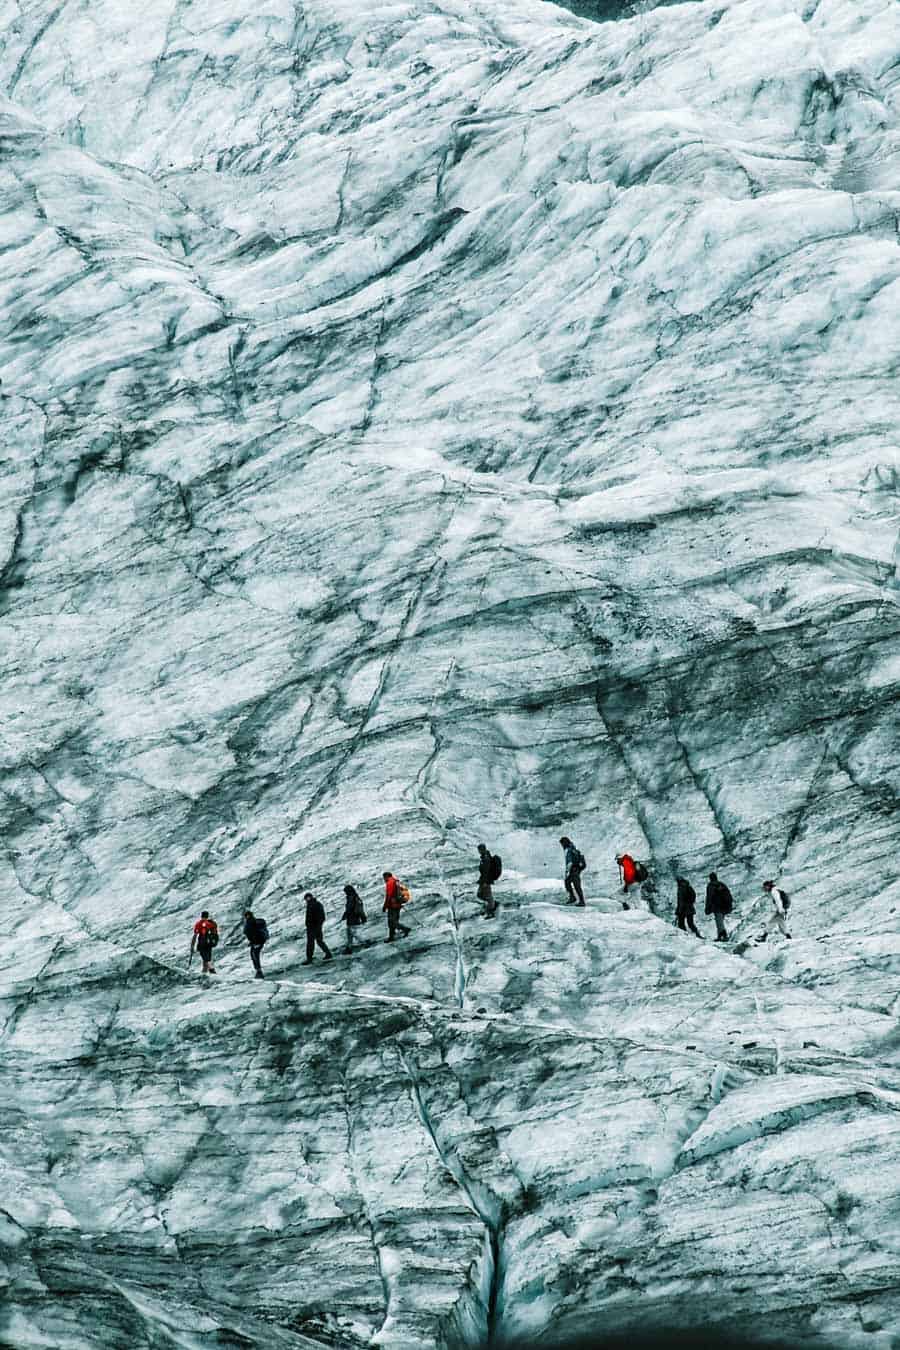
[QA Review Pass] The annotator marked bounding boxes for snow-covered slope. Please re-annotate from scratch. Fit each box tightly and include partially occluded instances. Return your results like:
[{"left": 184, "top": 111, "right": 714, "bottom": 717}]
[{"left": 1, "top": 0, "right": 899, "bottom": 1346}]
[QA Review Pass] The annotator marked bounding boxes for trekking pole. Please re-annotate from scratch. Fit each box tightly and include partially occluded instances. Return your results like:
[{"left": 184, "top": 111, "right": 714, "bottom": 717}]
[{"left": 188, "top": 948, "right": 193, "bottom": 970}]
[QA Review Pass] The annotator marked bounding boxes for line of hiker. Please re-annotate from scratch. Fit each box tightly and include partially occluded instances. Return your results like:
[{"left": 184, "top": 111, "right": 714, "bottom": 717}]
[
  {"left": 188, "top": 870, "right": 414, "bottom": 979},
  {"left": 672, "top": 873, "right": 791, "bottom": 942},
  {"left": 564, "top": 840, "right": 790, "bottom": 943},
  {"left": 187, "top": 843, "right": 791, "bottom": 979}
]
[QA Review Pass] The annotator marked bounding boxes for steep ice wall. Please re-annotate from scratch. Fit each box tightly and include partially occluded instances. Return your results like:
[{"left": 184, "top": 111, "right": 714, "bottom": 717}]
[{"left": 1, "top": 0, "right": 899, "bottom": 1347}]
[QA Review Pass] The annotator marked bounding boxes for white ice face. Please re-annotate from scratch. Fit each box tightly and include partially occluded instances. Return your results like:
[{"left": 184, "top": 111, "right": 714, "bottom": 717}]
[{"left": 1, "top": 0, "right": 899, "bottom": 1346}]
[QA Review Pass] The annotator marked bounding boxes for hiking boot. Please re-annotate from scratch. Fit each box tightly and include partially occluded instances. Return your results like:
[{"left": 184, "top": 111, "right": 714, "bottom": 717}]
[
  {"left": 302, "top": 958, "right": 313, "bottom": 965},
  {"left": 343, "top": 947, "right": 353, "bottom": 955},
  {"left": 399, "top": 927, "right": 410, "bottom": 938},
  {"left": 621, "top": 902, "right": 630, "bottom": 911},
  {"left": 576, "top": 901, "right": 585, "bottom": 907},
  {"left": 255, "top": 970, "right": 264, "bottom": 979},
  {"left": 324, "top": 952, "right": 333, "bottom": 960},
  {"left": 385, "top": 937, "right": 396, "bottom": 944}
]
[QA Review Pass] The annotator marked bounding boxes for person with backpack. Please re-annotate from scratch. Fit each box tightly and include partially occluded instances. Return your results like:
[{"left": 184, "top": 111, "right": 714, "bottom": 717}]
[
  {"left": 190, "top": 911, "right": 219, "bottom": 975},
  {"left": 616, "top": 853, "right": 638, "bottom": 894},
  {"left": 705, "top": 872, "right": 733, "bottom": 941},
  {"left": 616, "top": 852, "right": 651, "bottom": 910},
  {"left": 560, "top": 837, "right": 586, "bottom": 906},
  {"left": 341, "top": 884, "right": 367, "bottom": 953},
  {"left": 302, "top": 892, "right": 332, "bottom": 964},
  {"left": 477, "top": 843, "right": 501, "bottom": 918},
  {"left": 760, "top": 880, "right": 792, "bottom": 940},
  {"left": 383, "top": 871, "right": 411, "bottom": 942},
  {"left": 675, "top": 877, "right": 702, "bottom": 937},
  {"left": 242, "top": 909, "right": 269, "bottom": 978}
]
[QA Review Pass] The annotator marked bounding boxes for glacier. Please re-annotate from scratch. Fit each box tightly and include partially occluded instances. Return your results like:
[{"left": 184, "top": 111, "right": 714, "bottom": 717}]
[{"left": 1, "top": 0, "right": 899, "bottom": 1346}]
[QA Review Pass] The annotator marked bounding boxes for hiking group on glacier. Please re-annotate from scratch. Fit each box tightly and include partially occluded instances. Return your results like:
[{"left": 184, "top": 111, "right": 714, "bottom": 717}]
[{"left": 188, "top": 838, "right": 792, "bottom": 980}]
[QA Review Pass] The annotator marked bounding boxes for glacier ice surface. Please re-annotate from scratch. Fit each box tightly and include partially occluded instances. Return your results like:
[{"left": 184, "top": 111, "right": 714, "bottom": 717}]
[{"left": 1, "top": 0, "right": 899, "bottom": 1346}]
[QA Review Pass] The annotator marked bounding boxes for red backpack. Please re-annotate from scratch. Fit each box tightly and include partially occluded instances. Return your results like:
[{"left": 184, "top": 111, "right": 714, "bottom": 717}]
[{"left": 196, "top": 918, "right": 219, "bottom": 946}]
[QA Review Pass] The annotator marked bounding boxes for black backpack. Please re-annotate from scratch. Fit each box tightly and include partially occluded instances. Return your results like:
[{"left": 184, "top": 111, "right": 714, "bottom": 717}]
[
  {"left": 634, "top": 861, "right": 649, "bottom": 882},
  {"left": 490, "top": 853, "right": 503, "bottom": 882},
  {"left": 575, "top": 849, "right": 587, "bottom": 871},
  {"left": 257, "top": 919, "right": 269, "bottom": 944},
  {"left": 778, "top": 889, "right": 790, "bottom": 912}
]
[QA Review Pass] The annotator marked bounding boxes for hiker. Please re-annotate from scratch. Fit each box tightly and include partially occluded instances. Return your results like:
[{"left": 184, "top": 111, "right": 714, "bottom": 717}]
[
  {"left": 383, "top": 871, "right": 411, "bottom": 942},
  {"left": 190, "top": 910, "right": 219, "bottom": 975},
  {"left": 341, "top": 884, "right": 367, "bottom": 953},
  {"left": 243, "top": 909, "right": 269, "bottom": 978},
  {"left": 616, "top": 852, "right": 651, "bottom": 910},
  {"left": 618, "top": 852, "right": 654, "bottom": 909},
  {"left": 477, "top": 843, "right": 500, "bottom": 918},
  {"left": 675, "top": 877, "right": 702, "bottom": 937},
  {"left": 560, "top": 836, "right": 586, "bottom": 906},
  {"left": 705, "top": 872, "right": 733, "bottom": 941},
  {"left": 302, "top": 892, "right": 332, "bottom": 964},
  {"left": 759, "top": 880, "right": 792, "bottom": 940},
  {"left": 617, "top": 853, "right": 638, "bottom": 894}
]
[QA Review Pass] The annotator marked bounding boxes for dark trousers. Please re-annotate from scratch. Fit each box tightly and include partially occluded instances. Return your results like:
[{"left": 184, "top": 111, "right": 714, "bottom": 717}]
[
  {"left": 677, "top": 910, "right": 701, "bottom": 936},
  {"left": 478, "top": 879, "right": 496, "bottom": 916},
  {"left": 306, "top": 924, "right": 332, "bottom": 960},
  {"left": 565, "top": 868, "right": 585, "bottom": 904},
  {"left": 712, "top": 910, "right": 728, "bottom": 939},
  {"left": 387, "top": 908, "right": 410, "bottom": 939},
  {"left": 249, "top": 943, "right": 264, "bottom": 973}
]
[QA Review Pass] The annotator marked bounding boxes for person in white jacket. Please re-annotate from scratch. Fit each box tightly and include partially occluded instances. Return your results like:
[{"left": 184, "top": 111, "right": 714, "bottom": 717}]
[{"left": 760, "top": 880, "right": 791, "bottom": 939}]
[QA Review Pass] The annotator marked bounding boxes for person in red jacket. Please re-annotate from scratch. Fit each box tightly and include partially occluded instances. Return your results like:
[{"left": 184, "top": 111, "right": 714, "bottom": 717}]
[
  {"left": 616, "top": 853, "right": 638, "bottom": 896},
  {"left": 383, "top": 871, "right": 411, "bottom": 943},
  {"left": 190, "top": 911, "right": 218, "bottom": 975}
]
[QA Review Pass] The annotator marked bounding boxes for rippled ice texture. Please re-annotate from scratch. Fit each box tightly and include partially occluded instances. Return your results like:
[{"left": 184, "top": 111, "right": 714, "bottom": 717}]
[{"left": 1, "top": 0, "right": 899, "bottom": 1346}]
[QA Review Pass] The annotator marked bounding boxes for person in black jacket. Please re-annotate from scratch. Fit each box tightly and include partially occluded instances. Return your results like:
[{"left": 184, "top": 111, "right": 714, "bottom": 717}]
[
  {"left": 705, "top": 872, "right": 733, "bottom": 941},
  {"left": 560, "top": 837, "right": 586, "bottom": 906},
  {"left": 243, "top": 909, "right": 269, "bottom": 978},
  {"left": 675, "top": 878, "right": 702, "bottom": 937},
  {"left": 341, "top": 884, "right": 366, "bottom": 953},
  {"left": 477, "top": 844, "right": 497, "bottom": 918},
  {"left": 302, "top": 892, "right": 332, "bottom": 964}
]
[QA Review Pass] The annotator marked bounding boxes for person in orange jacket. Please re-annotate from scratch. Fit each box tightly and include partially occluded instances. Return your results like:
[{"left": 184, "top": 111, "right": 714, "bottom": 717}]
[{"left": 383, "top": 871, "right": 411, "bottom": 943}]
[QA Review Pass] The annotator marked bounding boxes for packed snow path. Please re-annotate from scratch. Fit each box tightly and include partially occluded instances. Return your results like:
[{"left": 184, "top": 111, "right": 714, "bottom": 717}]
[{"left": 1, "top": 0, "right": 899, "bottom": 1346}]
